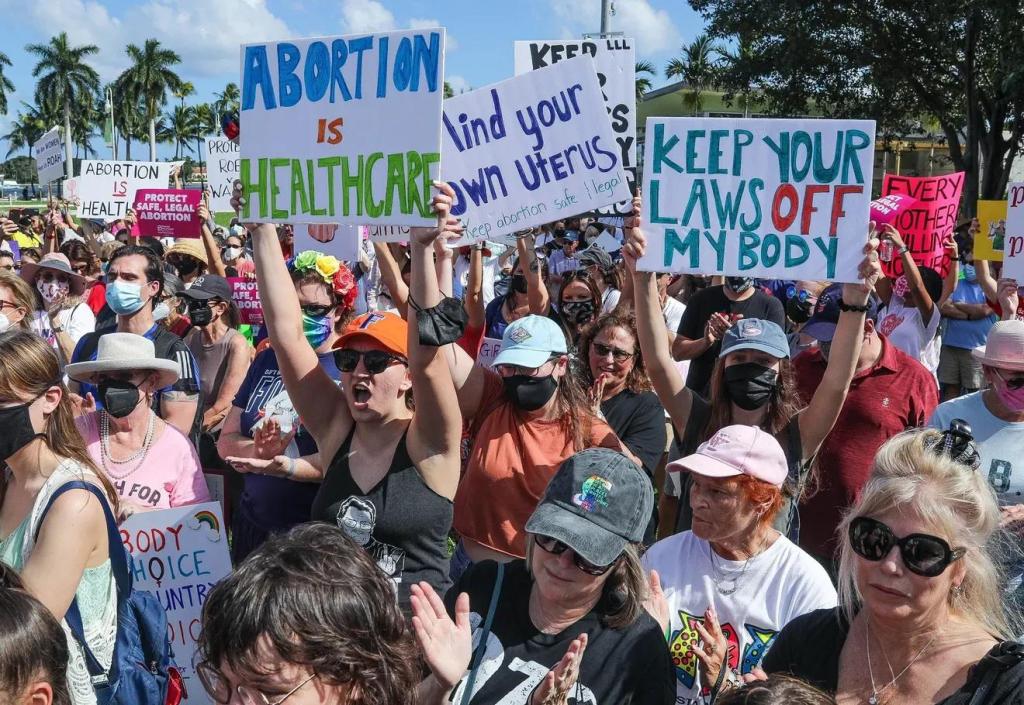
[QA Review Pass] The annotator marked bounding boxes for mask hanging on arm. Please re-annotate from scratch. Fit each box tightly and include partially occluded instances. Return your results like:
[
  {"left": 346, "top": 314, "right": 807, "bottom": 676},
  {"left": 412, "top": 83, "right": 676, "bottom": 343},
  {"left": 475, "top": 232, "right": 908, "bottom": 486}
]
[{"left": 724, "top": 363, "right": 779, "bottom": 411}]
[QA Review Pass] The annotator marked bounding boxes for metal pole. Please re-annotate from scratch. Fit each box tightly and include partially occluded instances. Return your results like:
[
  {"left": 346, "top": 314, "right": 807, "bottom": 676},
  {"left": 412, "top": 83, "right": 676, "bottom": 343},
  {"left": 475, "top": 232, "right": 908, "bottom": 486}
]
[{"left": 600, "top": 0, "right": 611, "bottom": 35}]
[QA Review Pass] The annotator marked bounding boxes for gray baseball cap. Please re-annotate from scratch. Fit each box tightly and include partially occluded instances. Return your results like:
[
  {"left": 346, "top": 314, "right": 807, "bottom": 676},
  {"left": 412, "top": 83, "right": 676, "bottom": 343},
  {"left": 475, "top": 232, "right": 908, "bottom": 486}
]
[
  {"left": 525, "top": 448, "right": 653, "bottom": 567},
  {"left": 719, "top": 318, "right": 790, "bottom": 360}
]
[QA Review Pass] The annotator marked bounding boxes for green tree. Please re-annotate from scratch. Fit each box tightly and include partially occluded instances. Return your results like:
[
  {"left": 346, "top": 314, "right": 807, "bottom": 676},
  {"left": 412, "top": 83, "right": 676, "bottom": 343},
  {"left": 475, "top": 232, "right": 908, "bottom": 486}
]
[
  {"left": 689, "top": 0, "right": 1024, "bottom": 208},
  {"left": 635, "top": 60, "right": 656, "bottom": 101},
  {"left": 0, "top": 51, "right": 14, "bottom": 115},
  {"left": 113, "top": 86, "right": 147, "bottom": 161},
  {"left": 214, "top": 82, "right": 239, "bottom": 115},
  {"left": 159, "top": 104, "right": 198, "bottom": 160},
  {"left": 665, "top": 33, "right": 724, "bottom": 115},
  {"left": 173, "top": 81, "right": 195, "bottom": 107},
  {"left": 118, "top": 39, "right": 183, "bottom": 161},
  {"left": 25, "top": 32, "right": 100, "bottom": 178}
]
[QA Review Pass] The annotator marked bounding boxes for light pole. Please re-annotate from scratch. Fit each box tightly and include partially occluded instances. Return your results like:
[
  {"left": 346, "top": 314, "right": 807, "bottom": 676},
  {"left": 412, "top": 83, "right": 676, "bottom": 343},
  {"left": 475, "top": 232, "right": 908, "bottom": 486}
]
[{"left": 106, "top": 87, "right": 117, "bottom": 160}]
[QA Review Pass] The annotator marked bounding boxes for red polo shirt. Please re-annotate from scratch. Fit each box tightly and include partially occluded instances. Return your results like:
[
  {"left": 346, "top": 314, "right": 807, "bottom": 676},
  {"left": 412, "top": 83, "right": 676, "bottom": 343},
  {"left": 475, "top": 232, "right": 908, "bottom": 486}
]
[{"left": 794, "top": 335, "right": 938, "bottom": 560}]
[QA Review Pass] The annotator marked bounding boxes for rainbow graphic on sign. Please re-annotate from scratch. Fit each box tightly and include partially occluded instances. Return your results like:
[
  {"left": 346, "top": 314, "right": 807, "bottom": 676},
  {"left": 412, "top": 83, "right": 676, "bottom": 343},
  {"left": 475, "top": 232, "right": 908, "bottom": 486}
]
[{"left": 192, "top": 509, "right": 220, "bottom": 533}]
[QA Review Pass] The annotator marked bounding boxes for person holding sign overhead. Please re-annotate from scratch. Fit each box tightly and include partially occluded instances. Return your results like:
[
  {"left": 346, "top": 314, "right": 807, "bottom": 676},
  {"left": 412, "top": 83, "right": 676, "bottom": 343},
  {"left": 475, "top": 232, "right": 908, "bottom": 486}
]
[{"left": 624, "top": 195, "right": 883, "bottom": 541}]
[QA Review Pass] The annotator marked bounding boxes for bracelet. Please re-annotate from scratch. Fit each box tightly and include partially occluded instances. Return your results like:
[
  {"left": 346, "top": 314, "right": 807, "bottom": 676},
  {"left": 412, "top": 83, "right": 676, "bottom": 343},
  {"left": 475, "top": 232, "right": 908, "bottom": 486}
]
[
  {"left": 897, "top": 245, "right": 910, "bottom": 256},
  {"left": 838, "top": 300, "right": 870, "bottom": 313}
]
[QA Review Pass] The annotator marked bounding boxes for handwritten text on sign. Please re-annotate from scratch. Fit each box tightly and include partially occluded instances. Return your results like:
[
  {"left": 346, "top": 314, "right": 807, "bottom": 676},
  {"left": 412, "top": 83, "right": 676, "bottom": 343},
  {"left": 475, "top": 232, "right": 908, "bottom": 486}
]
[
  {"left": 77, "top": 161, "right": 172, "bottom": 219},
  {"left": 120, "top": 502, "right": 232, "bottom": 705},
  {"left": 638, "top": 118, "right": 876, "bottom": 282},
  {"left": 133, "top": 189, "right": 202, "bottom": 238},
  {"left": 514, "top": 38, "right": 636, "bottom": 217},
  {"left": 229, "top": 278, "right": 263, "bottom": 325},
  {"left": 240, "top": 29, "right": 445, "bottom": 225},
  {"left": 205, "top": 138, "right": 239, "bottom": 212},
  {"left": 32, "top": 127, "right": 65, "bottom": 184},
  {"left": 1003, "top": 183, "right": 1024, "bottom": 282},
  {"left": 880, "top": 172, "right": 962, "bottom": 278}
]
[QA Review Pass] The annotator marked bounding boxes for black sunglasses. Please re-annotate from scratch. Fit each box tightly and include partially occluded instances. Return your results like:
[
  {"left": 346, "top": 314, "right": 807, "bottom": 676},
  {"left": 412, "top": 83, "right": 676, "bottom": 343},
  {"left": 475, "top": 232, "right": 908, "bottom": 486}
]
[
  {"left": 334, "top": 349, "right": 407, "bottom": 375},
  {"left": 300, "top": 303, "right": 332, "bottom": 318},
  {"left": 592, "top": 342, "right": 634, "bottom": 362},
  {"left": 534, "top": 534, "right": 614, "bottom": 576},
  {"left": 849, "top": 516, "right": 965, "bottom": 578}
]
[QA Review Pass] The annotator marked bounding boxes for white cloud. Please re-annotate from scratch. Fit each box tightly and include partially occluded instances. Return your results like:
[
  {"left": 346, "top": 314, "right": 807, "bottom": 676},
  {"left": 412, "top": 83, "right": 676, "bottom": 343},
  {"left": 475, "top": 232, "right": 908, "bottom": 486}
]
[
  {"left": 552, "top": 0, "right": 682, "bottom": 55},
  {"left": 408, "top": 18, "right": 457, "bottom": 50},
  {"left": 446, "top": 74, "right": 469, "bottom": 94},
  {"left": 341, "top": 0, "right": 397, "bottom": 33}
]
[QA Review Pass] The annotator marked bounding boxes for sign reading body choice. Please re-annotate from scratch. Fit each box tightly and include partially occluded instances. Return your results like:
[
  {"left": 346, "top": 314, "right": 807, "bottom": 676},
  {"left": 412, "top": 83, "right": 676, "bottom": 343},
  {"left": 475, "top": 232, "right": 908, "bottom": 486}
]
[
  {"left": 205, "top": 137, "right": 239, "bottom": 212},
  {"left": 239, "top": 29, "right": 445, "bottom": 225},
  {"left": 443, "top": 55, "right": 630, "bottom": 243},
  {"left": 638, "top": 118, "right": 876, "bottom": 283},
  {"left": 77, "top": 160, "right": 173, "bottom": 219},
  {"left": 514, "top": 38, "right": 636, "bottom": 217},
  {"left": 119, "top": 502, "right": 231, "bottom": 705},
  {"left": 32, "top": 127, "right": 65, "bottom": 184}
]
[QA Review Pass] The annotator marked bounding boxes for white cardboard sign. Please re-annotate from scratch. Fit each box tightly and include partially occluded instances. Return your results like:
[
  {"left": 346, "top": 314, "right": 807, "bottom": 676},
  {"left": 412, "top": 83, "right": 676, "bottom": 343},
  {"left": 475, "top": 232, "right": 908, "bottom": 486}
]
[
  {"left": 77, "top": 160, "right": 173, "bottom": 220},
  {"left": 1004, "top": 182, "right": 1024, "bottom": 282},
  {"left": 33, "top": 127, "right": 65, "bottom": 184},
  {"left": 204, "top": 137, "right": 239, "bottom": 212}
]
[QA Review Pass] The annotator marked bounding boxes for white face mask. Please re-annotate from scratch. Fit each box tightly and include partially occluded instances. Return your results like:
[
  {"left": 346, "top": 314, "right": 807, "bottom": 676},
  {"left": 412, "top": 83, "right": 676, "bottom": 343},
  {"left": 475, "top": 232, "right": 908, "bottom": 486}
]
[
  {"left": 0, "top": 312, "right": 11, "bottom": 332},
  {"left": 152, "top": 301, "right": 171, "bottom": 322},
  {"left": 222, "top": 247, "right": 242, "bottom": 261},
  {"left": 37, "top": 278, "right": 69, "bottom": 306}
]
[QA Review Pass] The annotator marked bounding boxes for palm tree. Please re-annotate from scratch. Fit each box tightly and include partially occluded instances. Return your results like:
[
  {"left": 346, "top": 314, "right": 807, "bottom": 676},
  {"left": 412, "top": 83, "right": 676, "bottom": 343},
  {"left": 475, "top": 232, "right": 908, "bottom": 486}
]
[
  {"left": 159, "top": 104, "right": 198, "bottom": 159},
  {"left": 173, "top": 81, "right": 195, "bottom": 108},
  {"left": 117, "top": 39, "right": 183, "bottom": 160},
  {"left": 113, "top": 86, "right": 147, "bottom": 160},
  {"left": 0, "top": 51, "right": 14, "bottom": 115},
  {"left": 719, "top": 34, "right": 758, "bottom": 118},
  {"left": 665, "top": 33, "right": 724, "bottom": 116},
  {"left": 214, "top": 82, "right": 239, "bottom": 116},
  {"left": 25, "top": 32, "right": 100, "bottom": 177},
  {"left": 635, "top": 61, "right": 656, "bottom": 101}
]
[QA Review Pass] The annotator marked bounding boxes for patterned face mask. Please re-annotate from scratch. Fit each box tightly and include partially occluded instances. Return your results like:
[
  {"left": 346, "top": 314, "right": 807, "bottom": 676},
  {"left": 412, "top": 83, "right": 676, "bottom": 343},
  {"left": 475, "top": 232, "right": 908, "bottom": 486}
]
[
  {"left": 37, "top": 278, "right": 69, "bottom": 306},
  {"left": 302, "top": 312, "right": 333, "bottom": 349}
]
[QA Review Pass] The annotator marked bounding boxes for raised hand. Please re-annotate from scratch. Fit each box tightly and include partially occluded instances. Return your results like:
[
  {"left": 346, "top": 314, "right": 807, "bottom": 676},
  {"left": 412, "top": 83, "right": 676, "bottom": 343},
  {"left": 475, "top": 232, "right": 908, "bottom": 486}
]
[
  {"left": 693, "top": 605, "right": 730, "bottom": 688},
  {"left": 410, "top": 582, "right": 473, "bottom": 691},
  {"left": 528, "top": 633, "right": 588, "bottom": 705},
  {"left": 410, "top": 181, "right": 465, "bottom": 247},
  {"left": 997, "top": 278, "right": 1020, "bottom": 320},
  {"left": 642, "top": 569, "right": 670, "bottom": 633},
  {"left": 882, "top": 223, "right": 905, "bottom": 251},
  {"left": 843, "top": 224, "right": 882, "bottom": 305},
  {"left": 252, "top": 418, "right": 296, "bottom": 460},
  {"left": 622, "top": 195, "right": 646, "bottom": 275}
]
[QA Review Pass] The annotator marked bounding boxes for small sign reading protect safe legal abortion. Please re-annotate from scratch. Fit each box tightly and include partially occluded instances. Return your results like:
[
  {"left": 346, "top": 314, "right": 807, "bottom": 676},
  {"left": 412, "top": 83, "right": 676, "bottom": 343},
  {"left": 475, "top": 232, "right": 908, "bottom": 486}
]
[{"left": 133, "top": 189, "right": 202, "bottom": 238}]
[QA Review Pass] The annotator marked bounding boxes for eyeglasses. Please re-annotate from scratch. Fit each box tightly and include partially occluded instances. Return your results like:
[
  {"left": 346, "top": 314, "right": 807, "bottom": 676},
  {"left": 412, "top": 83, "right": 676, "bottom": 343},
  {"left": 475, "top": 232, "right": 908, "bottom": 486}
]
[
  {"left": 592, "top": 342, "right": 634, "bottom": 362},
  {"left": 848, "top": 516, "right": 965, "bottom": 578},
  {"left": 494, "top": 356, "right": 560, "bottom": 378},
  {"left": 197, "top": 663, "right": 317, "bottom": 705},
  {"left": 0, "top": 299, "right": 19, "bottom": 311},
  {"left": 71, "top": 263, "right": 90, "bottom": 274},
  {"left": 300, "top": 303, "right": 332, "bottom": 318},
  {"left": 333, "top": 349, "right": 407, "bottom": 374},
  {"left": 995, "top": 368, "right": 1024, "bottom": 390},
  {"left": 534, "top": 534, "right": 615, "bottom": 576}
]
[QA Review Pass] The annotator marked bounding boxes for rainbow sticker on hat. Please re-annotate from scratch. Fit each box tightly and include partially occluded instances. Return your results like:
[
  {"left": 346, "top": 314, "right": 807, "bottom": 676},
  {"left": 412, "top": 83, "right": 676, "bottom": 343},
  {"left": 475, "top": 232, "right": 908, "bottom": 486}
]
[{"left": 573, "top": 475, "right": 612, "bottom": 512}]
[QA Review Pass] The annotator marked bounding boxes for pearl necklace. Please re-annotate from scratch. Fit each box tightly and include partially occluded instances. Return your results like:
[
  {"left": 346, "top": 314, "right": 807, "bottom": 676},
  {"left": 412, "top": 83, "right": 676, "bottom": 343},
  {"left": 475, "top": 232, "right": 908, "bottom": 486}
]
[
  {"left": 866, "top": 621, "right": 936, "bottom": 705},
  {"left": 99, "top": 410, "right": 156, "bottom": 479}
]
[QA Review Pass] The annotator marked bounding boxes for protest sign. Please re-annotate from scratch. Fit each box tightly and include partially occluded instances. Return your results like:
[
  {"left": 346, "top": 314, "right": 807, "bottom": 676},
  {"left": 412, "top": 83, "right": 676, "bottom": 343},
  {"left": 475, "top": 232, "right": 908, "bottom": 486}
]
[
  {"left": 870, "top": 194, "right": 917, "bottom": 227},
  {"left": 133, "top": 189, "right": 202, "bottom": 238},
  {"left": 514, "top": 38, "right": 636, "bottom": 217},
  {"left": 368, "top": 225, "right": 411, "bottom": 243},
  {"left": 120, "top": 502, "right": 231, "bottom": 705},
  {"left": 229, "top": 277, "right": 263, "bottom": 324},
  {"left": 32, "top": 127, "right": 64, "bottom": 184},
  {"left": 77, "top": 160, "right": 173, "bottom": 219},
  {"left": 1004, "top": 183, "right": 1024, "bottom": 282},
  {"left": 444, "top": 55, "right": 630, "bottom": 244},
  {"left": 591, "top": 230, "right": 622, "bottom": 253},
  {"left": 638, "top": 117, "right": 876, "bottom": 282},
  {"left": 239, "top": 29, "right": 445, "bottom": 225},
  {"left": 976, "top": 199, "right": 1008, "bottom": 262},
  {"left": 880, "top": 172, "right": 963, "bottom": 277},
  {"left": 477, "top": 337, "right": 503, "bottom": 367},
  {"left": 294, "top": 223, "right": 359, "bottom": 262},
  {"left": 205, "top": 137, "right": 239, "bottom": 212}
]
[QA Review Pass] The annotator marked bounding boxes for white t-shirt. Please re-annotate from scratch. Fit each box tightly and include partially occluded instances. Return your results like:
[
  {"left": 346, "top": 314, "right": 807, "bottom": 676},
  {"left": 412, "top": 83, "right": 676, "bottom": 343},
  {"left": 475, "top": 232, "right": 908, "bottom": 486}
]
[
  {"left": 663, "top": 296, "right": 686, "bottom": 336},
  {"left": 601, "top": 287, "right": 621, "bottom": 313},
  {"left": 31, "top": 304, "right": 95, "bottom": 351},
  {"left": 642, "top": 530, "right": 837, "bottom": 704},
  {"left": 454, "top": 253, "right": 499, "bottom": 308},
  {"left": 878, "top": 294, "right": 941, "bottom": 373}
]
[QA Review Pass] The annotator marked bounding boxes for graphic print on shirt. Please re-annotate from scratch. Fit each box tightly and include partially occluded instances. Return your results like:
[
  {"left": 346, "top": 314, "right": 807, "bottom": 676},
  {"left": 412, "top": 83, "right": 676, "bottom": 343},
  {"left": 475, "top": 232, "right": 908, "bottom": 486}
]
[
  {"left": 244, "top": 371, "right": 302, "bottom": 456},
  {"left": 878, "top": 313, "right": 904, "bottom": 338},
  {"left": 111, "top": 478, "right": 171, "bottom": 507},
  {"left": 988, "top": 458, "right": 1014, "bottom": 495},
  {"left": 335, "top": 496, "right": 405, "bottom": 586}
]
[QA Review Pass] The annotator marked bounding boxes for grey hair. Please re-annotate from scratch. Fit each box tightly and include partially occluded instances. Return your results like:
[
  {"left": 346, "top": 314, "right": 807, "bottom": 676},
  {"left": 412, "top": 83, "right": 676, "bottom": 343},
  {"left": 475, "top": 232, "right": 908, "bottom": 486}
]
[{"left": 836, "top": 428, "right": 1021, "bottom": 640}]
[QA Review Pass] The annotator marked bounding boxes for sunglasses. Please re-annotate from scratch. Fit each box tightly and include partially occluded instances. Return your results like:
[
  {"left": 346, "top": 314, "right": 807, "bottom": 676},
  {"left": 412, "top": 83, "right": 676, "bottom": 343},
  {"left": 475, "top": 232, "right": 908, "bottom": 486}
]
[
  {"left": 300, "top": 303, "right": 332, "bottom": 318},
  {"left": 592, "top": 342, "right": 634, "bottom": 363},
  {"left": 333, "top": 349, "right": 407, "bottom": 375},
  {"left": 995, "top": 369, "right": 1024, "bottom": 390},
  {"left": 534, "top": 534, "right": 614, "bottom": 576},
  {"left": 849, "top": 516, "right": 965, "bottom": 578}
]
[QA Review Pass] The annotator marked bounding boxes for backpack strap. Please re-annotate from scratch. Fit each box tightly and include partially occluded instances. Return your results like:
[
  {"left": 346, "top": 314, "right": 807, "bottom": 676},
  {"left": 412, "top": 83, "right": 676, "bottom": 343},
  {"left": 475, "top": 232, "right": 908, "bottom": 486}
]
[
  {"left": 36, "top": 481, "right": 130, "bottom": 688},
  {"left": 460, "top": 561, "right": 505, "bottom": 705}
]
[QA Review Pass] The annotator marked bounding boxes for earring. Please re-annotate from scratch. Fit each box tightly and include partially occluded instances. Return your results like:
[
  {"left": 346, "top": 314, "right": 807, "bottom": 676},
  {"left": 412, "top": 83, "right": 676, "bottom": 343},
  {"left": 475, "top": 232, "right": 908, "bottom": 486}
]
[{"left": 951, "top": 584, "right": 964, "bottom": 598}]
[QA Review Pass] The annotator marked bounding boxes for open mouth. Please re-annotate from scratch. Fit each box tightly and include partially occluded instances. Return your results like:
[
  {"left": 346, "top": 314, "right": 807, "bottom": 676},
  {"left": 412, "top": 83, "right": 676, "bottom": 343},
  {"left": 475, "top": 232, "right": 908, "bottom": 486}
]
[{"left": 352, "top": 383, "right": 371, "bottom": 406}]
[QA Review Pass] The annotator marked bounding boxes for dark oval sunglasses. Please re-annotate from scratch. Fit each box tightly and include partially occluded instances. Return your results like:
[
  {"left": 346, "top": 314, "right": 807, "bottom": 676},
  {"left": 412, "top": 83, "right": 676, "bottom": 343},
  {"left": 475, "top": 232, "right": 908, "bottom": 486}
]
[
  {"left": 849, "top": 516, "right": 965, "bottom": 578},
  {"left": 592, "top": 342, "right": 634, "bottom": 363},
  {"left": 334, "top": 349, "right": 407, "bottom": 375},
  {"left": 534, "top": 534, "right": 614, "bottom": 576}
]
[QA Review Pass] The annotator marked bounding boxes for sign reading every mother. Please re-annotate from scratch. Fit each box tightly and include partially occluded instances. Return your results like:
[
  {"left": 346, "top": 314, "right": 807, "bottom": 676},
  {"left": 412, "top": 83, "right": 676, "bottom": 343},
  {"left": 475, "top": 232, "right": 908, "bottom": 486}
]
[
  {"left": 638, "top": 118, "right": 876, "bottom": 282},
  {"left": 239, "top": 29, "right": 445, "bottom": 225}
]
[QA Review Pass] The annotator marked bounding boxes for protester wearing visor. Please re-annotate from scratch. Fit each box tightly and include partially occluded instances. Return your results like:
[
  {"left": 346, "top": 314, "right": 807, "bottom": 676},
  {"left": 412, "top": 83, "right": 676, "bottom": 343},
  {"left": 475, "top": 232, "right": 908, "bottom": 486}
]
[
  {"left": 68, "top": 333, "right": 209, "bottom": 514},
  {"left": 414, "top": 448, "right": 675, "bottom": 705},
  {"left": 763, "top": 426, "right": 1024, "bottom": 704}
]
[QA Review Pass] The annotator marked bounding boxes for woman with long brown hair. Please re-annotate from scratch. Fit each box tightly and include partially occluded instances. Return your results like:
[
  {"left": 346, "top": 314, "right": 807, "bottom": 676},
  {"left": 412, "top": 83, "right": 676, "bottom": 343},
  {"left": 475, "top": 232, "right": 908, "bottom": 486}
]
[{"left": 0, "top": 330, "right": 119, "bottom": 705}]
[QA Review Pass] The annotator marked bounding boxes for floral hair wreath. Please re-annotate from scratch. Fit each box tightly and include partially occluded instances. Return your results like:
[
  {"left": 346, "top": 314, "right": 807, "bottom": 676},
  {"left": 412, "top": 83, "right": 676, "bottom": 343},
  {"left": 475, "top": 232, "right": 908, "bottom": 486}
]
[{"left": 287, "top": 250, "right": 357, "bottom": 312}]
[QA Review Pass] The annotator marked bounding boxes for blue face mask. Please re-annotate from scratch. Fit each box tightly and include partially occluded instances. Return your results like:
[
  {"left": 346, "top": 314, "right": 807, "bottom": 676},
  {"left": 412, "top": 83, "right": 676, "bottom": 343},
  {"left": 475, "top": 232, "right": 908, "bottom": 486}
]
[
  {"left": 302, "top": 313, "right": 332, "bottom": 349},
  {"left": 963, "top": 264, "right": 976, "bottom": 282},
  {"left": 105, "top": 280, "right": 146, "bottom": 315}
]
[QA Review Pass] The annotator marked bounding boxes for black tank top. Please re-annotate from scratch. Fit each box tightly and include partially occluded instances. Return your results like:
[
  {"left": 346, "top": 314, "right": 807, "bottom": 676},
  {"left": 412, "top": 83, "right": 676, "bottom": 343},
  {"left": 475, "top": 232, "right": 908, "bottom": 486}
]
[{"left": 311, "top": 429, "right": 453, "bottom": 612}]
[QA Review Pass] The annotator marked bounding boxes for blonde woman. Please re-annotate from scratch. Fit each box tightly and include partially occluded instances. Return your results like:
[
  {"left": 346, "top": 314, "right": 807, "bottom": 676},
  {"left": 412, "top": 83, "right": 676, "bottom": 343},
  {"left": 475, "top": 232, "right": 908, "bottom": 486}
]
[{"left": 0, "top": 270, "right": 35, "bottom": 332}]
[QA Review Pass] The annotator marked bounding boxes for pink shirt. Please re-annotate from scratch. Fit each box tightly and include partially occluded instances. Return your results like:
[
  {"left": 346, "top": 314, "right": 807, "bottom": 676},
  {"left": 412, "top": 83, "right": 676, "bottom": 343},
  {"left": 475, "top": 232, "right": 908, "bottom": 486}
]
[{"left": 76, "top": 413, "right": 211, "bottom": 510}]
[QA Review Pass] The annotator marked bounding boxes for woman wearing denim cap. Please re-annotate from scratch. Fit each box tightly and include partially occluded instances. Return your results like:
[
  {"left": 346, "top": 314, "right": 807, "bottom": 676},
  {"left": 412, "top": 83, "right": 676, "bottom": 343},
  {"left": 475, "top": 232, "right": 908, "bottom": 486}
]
[
  {"left": 623, "top": 195, "right": 883, "bottom": 540},
  {"left": 413, "top": 448, "right": 675, "bottom": 705},
  {"left": 643, "top": 424, "right": 837, "bottom": 703}
]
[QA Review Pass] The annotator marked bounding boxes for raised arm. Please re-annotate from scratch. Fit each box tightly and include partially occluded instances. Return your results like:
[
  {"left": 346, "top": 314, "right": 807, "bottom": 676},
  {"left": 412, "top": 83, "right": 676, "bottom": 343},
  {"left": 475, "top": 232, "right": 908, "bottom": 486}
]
[
  {"left": 434, "top": 238, "right": 454, "bottom": 298},
  {"left": 517, "top": 233, "right": 549, "bottom": 315},
  {"left": 799, "top": 232, "right": 882, "bottom": 459},
  {"left": 199, "top": 200, "right": 227, "bottom": 277},
  {"left": 465, "top": 244, "right": 486, "bottom": 329},
  {"left": 939, "top": 235, "right": 959, "bottom": 305},
  {"left": 233, "top": 183, "right": 349, "bottom": 449},
  {"left": 406, "top": 184, "right": 465, "bottom": 500},
  {"left": 884, "top": 225, "right": 934, "bottom": 321},
  {"left": 373, "top": 241, "right": 409, "bottom": 318}
]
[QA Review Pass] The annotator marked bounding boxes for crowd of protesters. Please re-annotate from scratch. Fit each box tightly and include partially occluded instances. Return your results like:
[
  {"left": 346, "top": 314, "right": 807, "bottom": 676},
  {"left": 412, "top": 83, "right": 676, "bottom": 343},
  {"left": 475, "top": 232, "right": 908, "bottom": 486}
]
[{"left": 0, "top": 180, "right": 1022, "bottom": 705}]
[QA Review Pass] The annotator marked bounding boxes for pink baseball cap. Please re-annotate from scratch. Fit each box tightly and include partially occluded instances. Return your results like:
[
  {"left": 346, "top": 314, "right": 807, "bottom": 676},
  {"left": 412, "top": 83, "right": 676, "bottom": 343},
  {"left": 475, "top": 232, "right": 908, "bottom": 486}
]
[{"left": 667, "top": 425, "right": 788, "bottom": 488}]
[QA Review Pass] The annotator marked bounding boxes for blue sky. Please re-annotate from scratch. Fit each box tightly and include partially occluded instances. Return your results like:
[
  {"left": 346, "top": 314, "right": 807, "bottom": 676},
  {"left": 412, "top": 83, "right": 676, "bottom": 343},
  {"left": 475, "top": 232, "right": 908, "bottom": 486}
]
[{"left": 0, "top": 0, "right": 705, "bottom": 161}]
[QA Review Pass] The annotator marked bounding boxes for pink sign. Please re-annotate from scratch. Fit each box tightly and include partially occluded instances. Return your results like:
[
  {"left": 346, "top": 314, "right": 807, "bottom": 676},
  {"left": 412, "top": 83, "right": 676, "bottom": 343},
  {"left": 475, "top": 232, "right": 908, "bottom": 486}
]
[
  {"left": 133, "top": 189, "right": 202, "bottom": 238},
  {"left": 880, "top": 173, "right": 963, "bottom": 278},
  {"left": 228, "top": 277, "right": 263, "bottom": 325},
  {"left": 869, "top": 193, "right": 917, "bottom": 227}
]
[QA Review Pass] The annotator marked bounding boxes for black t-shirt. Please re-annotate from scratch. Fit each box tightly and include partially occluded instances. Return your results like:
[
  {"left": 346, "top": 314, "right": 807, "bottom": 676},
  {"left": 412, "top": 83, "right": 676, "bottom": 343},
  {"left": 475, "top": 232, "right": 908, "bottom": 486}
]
[
  {"left": 764, "top": 607, "right": 1024, "bottom": 704},
  {"left": 677, "top": 286, "right": 786, "bottom": 395},
  {"left": 600, "top": 389, "right": 667, "bottom": 477},
  {"left": 445, "top": 560, "right": 675, "bottom": 705}
]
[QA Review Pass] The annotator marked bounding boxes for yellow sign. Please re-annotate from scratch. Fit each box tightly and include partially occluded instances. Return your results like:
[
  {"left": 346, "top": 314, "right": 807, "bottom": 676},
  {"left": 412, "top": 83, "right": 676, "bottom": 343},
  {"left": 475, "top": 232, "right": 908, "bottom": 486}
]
[{"left": 975, "top": 200, "right": 1007, "bottom": 261}]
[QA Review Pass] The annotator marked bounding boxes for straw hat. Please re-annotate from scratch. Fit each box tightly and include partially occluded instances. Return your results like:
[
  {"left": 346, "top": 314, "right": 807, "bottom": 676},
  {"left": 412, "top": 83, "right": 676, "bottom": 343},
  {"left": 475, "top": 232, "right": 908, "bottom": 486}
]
[
  {"left": 165, "top": 240, "right": 208, "bottom": 266},
  {"left": 65, "top": 333, "right": 181, "bottom": 388},
  {"left": 972, "top": 320, "right": 1024, "bottom": 372}
]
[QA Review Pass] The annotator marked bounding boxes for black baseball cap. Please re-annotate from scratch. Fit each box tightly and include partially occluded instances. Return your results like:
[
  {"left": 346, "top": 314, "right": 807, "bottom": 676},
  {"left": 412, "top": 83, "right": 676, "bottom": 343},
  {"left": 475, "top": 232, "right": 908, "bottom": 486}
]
[
  {"left": 525, "top": 448, "right": 653, "bottom": 567},
  {"left": 579, "top": 246, "right": 613, "bottom": 270},
  {"left": 802, "top": 283, "right": 880, "bottom": 342},
  {"left": 179, "top": 274, "right": 233, "bottom": 302}
]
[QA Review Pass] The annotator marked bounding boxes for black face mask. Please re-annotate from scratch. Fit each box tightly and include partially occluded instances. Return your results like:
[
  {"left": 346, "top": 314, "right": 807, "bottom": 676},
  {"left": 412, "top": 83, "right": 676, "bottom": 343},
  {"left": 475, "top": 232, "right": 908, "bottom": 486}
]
[
  {"left": 175, "top": 258, "right": 200, "bottom": 276},
  {"left": 189, "top": 304, "right": 213, "bottom": 328},
  {"left": 503, "top": 374, "right": 558, "bottom": 411},
  {"left": 562, "top": 300, "right": 596, "bottom": 326},
  {"left": 414, "top": 296, "right": 467, "bottom": 347},
  {"left": 99, "top": 379, "right": 142, "bottom": 419},
  {"left": 511, "top": 274, "right": 529, "bottom": 294},
  {"left": 0, "top": 396, "right": 44, "bottom": 461},
  {"left": 724, "top": 362, "right": 779, "bottom": 411},
  {"left": 786, "top": 297, "right": 814, "bottom": 324},
  {"left": 726, "top": 276, "right": 754, "bottom": 294}
]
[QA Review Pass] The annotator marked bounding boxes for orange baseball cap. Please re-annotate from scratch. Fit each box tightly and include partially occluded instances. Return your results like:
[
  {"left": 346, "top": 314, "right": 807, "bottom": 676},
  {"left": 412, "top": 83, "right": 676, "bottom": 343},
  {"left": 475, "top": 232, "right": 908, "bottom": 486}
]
[{"left": 334, "top": 311, "right": 408, "bottom": 358}]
